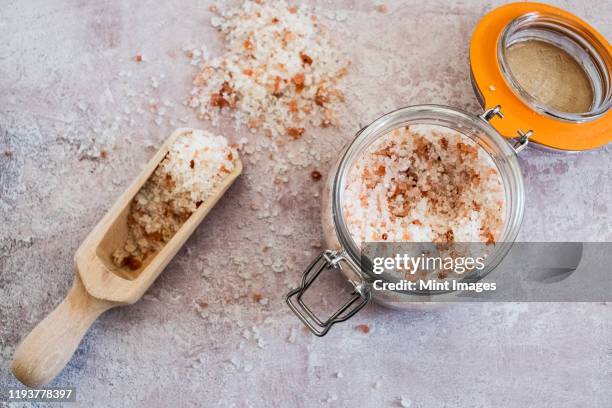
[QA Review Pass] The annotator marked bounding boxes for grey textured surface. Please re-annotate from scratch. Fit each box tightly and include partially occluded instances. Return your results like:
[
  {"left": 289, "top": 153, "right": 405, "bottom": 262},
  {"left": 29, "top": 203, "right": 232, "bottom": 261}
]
[{"left": 1, "top": 1, "right": 611, "bottom": 407}]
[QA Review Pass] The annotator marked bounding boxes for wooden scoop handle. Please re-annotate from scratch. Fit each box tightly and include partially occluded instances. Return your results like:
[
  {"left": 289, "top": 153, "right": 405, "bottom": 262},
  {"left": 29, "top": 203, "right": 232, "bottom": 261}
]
[{"left": 11, "top": 275, "right": 115, "bottom": 387}]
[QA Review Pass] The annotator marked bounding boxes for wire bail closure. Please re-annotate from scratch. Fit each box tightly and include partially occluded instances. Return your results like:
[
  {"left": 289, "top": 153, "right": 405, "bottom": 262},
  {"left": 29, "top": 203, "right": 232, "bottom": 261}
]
[{"left": 286, "top": 250, "right": 371, "bottom": 337}]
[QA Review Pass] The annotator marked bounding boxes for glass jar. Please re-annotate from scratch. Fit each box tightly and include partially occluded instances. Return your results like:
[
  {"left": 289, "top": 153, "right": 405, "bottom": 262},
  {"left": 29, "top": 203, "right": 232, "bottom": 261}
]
[
  {"left": 287, "top": 2, "right": 611, "bottom": 336},
  {"left": 497, "top": 12, "right": 612, "bottom": 124},
  {"left": 287, "top": 105, "right": 525, "bottom": 336},
  {"left": 469, "top": 3, "right": 612, "bottom": 151}
]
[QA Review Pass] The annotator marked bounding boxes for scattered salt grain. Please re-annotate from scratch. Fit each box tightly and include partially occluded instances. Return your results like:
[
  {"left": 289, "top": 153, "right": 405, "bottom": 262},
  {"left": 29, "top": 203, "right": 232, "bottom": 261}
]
[
  {"left": 287, "top": 328, "right": 297, "bottom": 343},
  {"left": 257, "top": 338, "right": 266, "bottom": 349},
  {"left": 375, "top": 3, "right": 388, "bottom": 13},
  {"left": 398, "top": 396, "right": 412, "bottom": 408},
  {"left": 186, "top": 0, "right": 349, "bottom": 140}
]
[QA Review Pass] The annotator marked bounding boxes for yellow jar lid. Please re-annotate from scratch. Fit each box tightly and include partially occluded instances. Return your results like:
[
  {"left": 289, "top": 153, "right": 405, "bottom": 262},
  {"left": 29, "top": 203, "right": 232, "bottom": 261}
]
[{"left": 470, "top": 2, "right": 612, "bottom": 151}]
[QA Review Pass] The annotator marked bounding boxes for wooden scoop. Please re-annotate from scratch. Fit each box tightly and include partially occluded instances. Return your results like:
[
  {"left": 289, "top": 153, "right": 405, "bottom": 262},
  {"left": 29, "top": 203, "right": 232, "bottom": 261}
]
[{"left": 11, "top": 128, "right": 242, "bottom": 387}]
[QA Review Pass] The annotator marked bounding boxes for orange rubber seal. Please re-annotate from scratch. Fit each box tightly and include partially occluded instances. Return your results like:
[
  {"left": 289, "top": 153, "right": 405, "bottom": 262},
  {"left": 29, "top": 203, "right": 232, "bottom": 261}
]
[{"left": 470, "top": 2, "right": 612, "bottom": 151}]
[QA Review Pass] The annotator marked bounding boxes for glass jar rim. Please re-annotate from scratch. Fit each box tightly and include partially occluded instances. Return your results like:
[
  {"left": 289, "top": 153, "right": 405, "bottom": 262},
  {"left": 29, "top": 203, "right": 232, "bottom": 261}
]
[
  {"left": 331, "top": 105, "right": 526, "bottom": 284},
  {"left": 497, "top": 12, "right": 612, "bottom": 123}
]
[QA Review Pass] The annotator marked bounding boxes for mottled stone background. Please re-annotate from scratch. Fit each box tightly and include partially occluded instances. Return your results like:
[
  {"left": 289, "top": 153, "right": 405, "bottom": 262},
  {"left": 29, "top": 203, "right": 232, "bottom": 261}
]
[{"left": 1, "top": 1, "right": 611, "bottom": 407}]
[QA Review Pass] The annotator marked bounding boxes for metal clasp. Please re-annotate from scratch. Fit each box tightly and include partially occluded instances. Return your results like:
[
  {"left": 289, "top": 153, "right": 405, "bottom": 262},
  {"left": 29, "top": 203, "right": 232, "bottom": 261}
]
[
  {"left": 479, "top": 105, "right": 504, "bottom": 122},
  {"left": 512, "top": 129, "right": 533, "bottom": 154},
  {"left": 479, "top": 105, "right": 533, "bottom": 154},
  {"left": 286, "top": 250, "right": 371, "bottom": 337}
]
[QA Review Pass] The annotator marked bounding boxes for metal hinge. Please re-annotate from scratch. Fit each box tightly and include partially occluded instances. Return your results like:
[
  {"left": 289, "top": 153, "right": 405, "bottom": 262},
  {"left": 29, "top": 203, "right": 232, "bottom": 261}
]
[{"left": 479, "top": 105, "right": 533, "bottom": 154}]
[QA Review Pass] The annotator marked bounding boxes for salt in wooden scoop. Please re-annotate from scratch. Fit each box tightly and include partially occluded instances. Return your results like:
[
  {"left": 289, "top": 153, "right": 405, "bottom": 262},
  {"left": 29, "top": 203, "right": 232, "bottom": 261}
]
[{"left": 11, "top": 128, "right": 242, "bottom": 387}]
